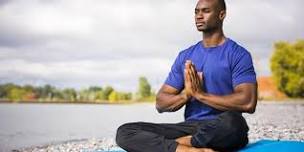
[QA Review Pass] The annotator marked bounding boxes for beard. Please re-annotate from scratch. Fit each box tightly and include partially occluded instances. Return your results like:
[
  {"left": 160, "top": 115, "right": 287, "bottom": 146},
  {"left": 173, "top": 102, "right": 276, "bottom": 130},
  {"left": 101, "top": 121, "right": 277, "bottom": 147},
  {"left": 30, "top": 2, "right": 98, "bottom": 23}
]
[{"left": 197, "top": 25, "right": 217, "bottom": 33}]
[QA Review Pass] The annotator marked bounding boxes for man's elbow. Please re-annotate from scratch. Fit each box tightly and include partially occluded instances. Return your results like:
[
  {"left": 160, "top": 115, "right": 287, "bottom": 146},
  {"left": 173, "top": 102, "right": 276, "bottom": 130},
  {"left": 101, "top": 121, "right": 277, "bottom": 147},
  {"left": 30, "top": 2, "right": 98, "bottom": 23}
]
[
  {"left": 244, "top": 100, "right": 257, "bottom": 114},
  {"left": 155, "top": 101, "right": 164, "bottom": 113},
  {"left": 156, "top": 105, "right": 164, "bottom": 113},
  {"left": 155, "top": 102, "right": 171, "bottom": 113},
  {"left": 155, "top": 97, "right": 172, "bottom": 113},
  {"left": 155, "top": 95, "right": 165, "bottom": 113},
  {"left": 245, "top": 104, "right": 256, "bottom": 114}
]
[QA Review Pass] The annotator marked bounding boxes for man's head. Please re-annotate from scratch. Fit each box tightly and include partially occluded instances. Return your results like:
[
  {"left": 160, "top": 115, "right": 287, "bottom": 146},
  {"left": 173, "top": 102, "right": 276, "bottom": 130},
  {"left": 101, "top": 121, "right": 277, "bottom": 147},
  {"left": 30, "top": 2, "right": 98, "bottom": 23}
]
[{"left": 194, "top": 0, "right": 226, "bottom": 32}]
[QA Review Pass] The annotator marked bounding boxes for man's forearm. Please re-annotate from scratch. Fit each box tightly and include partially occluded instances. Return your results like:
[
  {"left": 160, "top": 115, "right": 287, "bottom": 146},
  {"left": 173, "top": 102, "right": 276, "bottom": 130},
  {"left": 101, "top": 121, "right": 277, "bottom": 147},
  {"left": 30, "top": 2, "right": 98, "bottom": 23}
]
[
  {"left": 194, "top": 88, "right": 257, "bottom": 113},
  {"left": 156, "top": 91, "right": 189, "bottom": 113}
]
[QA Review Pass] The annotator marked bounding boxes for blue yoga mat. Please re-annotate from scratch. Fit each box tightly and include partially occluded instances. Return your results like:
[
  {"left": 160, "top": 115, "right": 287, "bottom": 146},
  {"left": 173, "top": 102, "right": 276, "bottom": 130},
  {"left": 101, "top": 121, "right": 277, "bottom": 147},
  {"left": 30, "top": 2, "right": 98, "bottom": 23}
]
[
  {"left": 239, "top": 140, "right": 304, "bottom": 152},
  {"left": 94, "top": 140, "right": 304, "bottom": 152}
]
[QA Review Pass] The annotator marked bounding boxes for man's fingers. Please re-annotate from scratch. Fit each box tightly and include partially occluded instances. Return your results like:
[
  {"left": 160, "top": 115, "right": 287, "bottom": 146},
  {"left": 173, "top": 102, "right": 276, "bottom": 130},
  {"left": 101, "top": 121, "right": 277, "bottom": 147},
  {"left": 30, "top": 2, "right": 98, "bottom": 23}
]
[
  {"left": 185, "top": 60, "right": 204, "bottom": 94},
  {"left": 189, "top": 65, "right": 196, "bottom": 84},
  {"left": 198, "top": 72, "right": 203, "bottom": 81},
  {"left": 184, "top": 69, "right": 191, "bottom": 84},
  {"left": 190, "top": 62, "right": 197, "bottom": 73},
  {"left": 184, "top": 69, "right": 187, "bottom": 81},
  {"left": 185, "top": 60, "right": 191, "bottom": 69},
  {"left": 184, "top": 69, "right": 193, "bottom": 96},
  {"left": 190, "top": 63, "right": 200, "bottom": 84},
  {"left": 186, "top": 68, "right": 196, "bottom": 92}
]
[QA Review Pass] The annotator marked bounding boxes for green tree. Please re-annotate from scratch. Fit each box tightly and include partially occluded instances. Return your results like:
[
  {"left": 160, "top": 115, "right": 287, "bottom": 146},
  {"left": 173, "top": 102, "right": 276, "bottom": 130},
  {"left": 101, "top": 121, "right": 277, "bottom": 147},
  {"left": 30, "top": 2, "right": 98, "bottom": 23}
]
[
  {"left": 0, "top": 83, "right": 18, "bottom": 98},
  {"left": 7, "top": 87, "right": 27, "bottom": 101},
  {"left": 23, "top": 84, "right": 34, "bottom": 92},
  {"left": 78, "top": 88, "right": 97, "bottom": 101},
  {"left": 88, "top": 86, "right": 103, "bottom": 101},
  {"left": 0, "top": 84, "right": 4, "bottom": 98},
  {"left": 51, "top": 88, "right": 64, "bottom": 101},
  {"left": 22, "top": 84, "right": 37, "bottom": 100},
  {"left": 88, "top": 86, "right": 102, "bottom": 92},
  {"left": 36, "top": 84, "right": 56, "bottom": 100},
  {"left": 62, "top": 88, "right": 77, "bottom": 101},
  {"left": 116, "top": 92, "right": 132, "bottom": 101},
  {"left": 270, "top": 39, "right": 304, "bottom": 97},
  {"left": 120, "top": 92, "right": 132, "bottom": 100},
  {"left": 108, "top": 91, "right": 118, "bottom": 103},
  {"left": 137, "top": 76, "right": 151, "bottom": 99},
  {"left": 78, "top": 89, "right": 90, "bottom": 101},
  {"left": 95, "top": 90, "right": 106, "bottom": 101},
  {"left": 103, "top": 86, "right": 114, "bottom": 100}
]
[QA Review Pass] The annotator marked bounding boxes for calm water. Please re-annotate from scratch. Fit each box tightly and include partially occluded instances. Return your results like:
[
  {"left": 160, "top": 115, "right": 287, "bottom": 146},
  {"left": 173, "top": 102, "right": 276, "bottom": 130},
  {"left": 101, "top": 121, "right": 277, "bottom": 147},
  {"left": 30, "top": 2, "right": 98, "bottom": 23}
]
[{"left": 0, "top": 103, "right": 184, "bottom": 151}]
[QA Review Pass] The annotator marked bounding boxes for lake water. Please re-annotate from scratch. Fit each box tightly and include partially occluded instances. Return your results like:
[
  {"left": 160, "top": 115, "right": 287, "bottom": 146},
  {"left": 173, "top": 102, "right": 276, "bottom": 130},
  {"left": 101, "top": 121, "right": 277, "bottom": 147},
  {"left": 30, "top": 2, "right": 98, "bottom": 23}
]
[{"left": 0, "top": 103, "right": 184, "bottom": 151}]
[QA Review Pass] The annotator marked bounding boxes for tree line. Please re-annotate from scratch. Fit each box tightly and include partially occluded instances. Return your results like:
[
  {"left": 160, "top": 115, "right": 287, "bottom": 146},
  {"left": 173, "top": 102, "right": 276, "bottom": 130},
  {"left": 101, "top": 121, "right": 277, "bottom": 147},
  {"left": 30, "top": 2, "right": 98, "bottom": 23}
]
[{"left": 0, "top": 76, "right": 155, "bottom": 103}]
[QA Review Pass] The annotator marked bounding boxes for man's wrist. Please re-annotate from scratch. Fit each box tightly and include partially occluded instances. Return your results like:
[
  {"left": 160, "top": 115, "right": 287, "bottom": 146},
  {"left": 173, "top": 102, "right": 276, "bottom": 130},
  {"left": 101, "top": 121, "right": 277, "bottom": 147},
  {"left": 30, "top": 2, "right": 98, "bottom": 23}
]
[
  {"left": 181, "top": 90, "right": 191, "bottom": 101},
  {"left": 194, "top": 91, "right": 207, "bottom": 101}
]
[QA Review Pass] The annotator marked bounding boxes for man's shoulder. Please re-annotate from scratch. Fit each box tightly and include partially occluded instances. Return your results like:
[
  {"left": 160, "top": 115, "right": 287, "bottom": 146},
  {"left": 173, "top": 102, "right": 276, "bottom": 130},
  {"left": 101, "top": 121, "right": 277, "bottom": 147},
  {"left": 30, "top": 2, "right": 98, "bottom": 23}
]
[
  {"left": 178, "top": 41, "right": 202, "bottom": 56},
  {"left": 226, "top": 38, "right": 250, "bottom": 54}
]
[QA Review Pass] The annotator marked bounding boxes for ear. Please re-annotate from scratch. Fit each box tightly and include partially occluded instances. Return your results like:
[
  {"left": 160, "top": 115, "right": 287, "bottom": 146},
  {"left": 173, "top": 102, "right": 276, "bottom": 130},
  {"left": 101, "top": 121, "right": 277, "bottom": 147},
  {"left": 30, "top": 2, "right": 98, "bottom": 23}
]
[{"left": 219, "top": 10, "right": 226, "bottom": 20}]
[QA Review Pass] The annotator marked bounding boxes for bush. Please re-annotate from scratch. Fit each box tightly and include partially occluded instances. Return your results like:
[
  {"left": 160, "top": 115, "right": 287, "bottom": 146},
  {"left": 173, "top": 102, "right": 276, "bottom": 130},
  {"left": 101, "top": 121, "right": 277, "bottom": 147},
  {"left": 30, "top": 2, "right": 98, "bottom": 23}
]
[{"left": 270, "top": 40, "right": 304, "bottom": 97}]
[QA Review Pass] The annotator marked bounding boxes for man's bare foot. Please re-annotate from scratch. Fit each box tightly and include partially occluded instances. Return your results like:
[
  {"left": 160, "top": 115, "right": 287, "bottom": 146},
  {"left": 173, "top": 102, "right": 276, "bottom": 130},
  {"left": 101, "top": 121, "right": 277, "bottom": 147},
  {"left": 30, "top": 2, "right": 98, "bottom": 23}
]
[
  {"left": 176, "top": 144, "right": 215, "bottom": 152},
  {"left": 176, "top": 135, "right": 192, "bottom": 146}
]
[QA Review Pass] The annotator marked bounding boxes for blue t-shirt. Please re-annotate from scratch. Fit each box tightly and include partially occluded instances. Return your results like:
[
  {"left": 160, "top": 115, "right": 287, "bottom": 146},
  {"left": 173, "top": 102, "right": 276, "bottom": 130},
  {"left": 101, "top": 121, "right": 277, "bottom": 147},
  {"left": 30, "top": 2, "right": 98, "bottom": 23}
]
[{"left": 165, "top": 38, "right": 256, "bottom": 121}]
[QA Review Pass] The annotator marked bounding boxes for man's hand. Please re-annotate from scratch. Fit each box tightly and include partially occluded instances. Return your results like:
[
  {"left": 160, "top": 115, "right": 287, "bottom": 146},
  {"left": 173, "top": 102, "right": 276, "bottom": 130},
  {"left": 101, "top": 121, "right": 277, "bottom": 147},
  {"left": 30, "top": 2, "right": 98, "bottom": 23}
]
[
  {"left": 156, "top": 60, "right": 204, "bottom": 113},
  {"left": 184, "top": 60, "right": 204, "bottom": 98}
]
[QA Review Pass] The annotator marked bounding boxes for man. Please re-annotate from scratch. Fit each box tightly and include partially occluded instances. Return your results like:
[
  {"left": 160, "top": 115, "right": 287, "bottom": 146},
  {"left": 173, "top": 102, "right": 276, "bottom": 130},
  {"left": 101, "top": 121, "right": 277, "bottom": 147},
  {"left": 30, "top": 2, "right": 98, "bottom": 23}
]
[{"left": 116, "top": 0, "right": 257, "bottom": 151}]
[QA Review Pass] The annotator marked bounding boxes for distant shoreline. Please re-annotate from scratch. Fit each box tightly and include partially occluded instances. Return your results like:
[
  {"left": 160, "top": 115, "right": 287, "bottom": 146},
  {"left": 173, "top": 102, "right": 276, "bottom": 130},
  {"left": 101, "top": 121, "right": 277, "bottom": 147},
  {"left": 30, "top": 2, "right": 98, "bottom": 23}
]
[{"left": 1, "top": 99, "right": 304, "bottom": 105}]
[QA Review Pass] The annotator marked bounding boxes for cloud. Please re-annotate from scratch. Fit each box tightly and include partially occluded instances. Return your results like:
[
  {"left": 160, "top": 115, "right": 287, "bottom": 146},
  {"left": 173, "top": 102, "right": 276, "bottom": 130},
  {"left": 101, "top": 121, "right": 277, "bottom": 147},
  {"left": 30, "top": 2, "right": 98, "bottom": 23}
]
[
  {"left": 0, "top": 0, "right": 303, "bottom": 91},
  {"left": 226, "top": 0, "right": 303, "bottom": 43},
  {"left": 0, "top": 0, "right": 10, "bottom": 7}
]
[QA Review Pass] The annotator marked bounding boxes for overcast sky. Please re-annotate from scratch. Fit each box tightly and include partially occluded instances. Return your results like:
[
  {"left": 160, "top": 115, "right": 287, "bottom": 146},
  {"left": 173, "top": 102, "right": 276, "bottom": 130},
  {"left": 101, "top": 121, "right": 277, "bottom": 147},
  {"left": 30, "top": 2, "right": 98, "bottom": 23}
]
[{"left": 0, "top": 0, "right": 303, "bottom": 92}]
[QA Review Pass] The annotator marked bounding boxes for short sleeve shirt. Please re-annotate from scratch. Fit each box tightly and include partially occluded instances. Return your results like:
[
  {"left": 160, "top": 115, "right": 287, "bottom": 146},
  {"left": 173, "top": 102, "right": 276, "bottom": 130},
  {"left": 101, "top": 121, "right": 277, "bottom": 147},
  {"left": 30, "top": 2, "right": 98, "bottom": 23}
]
[{"left": 165, "top": 38, "right": 256, "bottom": 121}]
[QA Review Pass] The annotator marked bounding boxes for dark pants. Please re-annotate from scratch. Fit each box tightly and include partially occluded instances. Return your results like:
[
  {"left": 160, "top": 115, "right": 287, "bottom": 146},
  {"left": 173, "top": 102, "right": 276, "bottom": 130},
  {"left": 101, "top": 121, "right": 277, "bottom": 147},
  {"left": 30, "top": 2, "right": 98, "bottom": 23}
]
[{"left": 116, "top": 111, "right": 249, "bottom": 152}]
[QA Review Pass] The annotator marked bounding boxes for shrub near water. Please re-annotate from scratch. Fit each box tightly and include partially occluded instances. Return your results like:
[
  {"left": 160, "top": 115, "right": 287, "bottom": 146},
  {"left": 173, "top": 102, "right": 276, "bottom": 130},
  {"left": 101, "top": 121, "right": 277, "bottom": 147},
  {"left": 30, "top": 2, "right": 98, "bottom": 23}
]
[{"left": 270, "top": 40, "right": 304, "bottom": 98}]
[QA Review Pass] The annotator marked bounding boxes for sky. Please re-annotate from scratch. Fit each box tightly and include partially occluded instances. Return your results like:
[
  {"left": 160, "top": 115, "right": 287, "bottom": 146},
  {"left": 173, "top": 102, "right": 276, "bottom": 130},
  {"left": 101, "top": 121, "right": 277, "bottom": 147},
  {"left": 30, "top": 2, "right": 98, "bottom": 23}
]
[{"left": 0, "top": 0, "right": 303, "bottom": 92}]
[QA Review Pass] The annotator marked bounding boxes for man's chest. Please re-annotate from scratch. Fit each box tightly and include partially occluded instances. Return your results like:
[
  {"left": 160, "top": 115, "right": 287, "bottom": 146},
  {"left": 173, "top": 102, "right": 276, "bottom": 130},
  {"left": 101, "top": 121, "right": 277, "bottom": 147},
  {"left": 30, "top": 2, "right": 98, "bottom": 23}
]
[{"left": 187, "top": 51, "right": 232, "bottom": 81}]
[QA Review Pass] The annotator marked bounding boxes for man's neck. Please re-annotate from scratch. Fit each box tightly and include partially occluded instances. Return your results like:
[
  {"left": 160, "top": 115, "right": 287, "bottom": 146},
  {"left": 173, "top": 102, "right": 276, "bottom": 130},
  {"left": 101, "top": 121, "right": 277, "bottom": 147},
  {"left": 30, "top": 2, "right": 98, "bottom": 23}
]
[{"left": 202, "top": 29, "right": 226, "bottom": 48}]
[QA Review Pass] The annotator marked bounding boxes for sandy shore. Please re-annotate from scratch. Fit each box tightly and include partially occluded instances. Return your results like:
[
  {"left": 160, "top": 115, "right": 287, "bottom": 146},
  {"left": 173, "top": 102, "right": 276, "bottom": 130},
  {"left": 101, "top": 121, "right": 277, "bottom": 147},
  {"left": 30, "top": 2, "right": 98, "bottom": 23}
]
[{"left": 17, "top": 102, "right": 304, "bottom": 152}]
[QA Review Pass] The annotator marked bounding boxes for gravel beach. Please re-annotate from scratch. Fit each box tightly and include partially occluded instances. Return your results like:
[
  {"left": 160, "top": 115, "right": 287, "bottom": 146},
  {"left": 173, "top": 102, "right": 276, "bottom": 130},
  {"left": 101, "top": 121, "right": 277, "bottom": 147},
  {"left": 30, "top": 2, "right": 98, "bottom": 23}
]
[{"left": 17, "top": 102, "right": 304, "bottom": 152}]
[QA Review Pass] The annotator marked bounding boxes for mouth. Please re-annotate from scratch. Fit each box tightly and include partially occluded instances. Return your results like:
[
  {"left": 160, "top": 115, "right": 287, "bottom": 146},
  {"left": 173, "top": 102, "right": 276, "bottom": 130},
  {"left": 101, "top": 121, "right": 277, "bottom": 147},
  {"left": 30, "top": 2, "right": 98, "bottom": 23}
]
[{"left": 196, "top": 22, "right": 205, "bottom": 27}]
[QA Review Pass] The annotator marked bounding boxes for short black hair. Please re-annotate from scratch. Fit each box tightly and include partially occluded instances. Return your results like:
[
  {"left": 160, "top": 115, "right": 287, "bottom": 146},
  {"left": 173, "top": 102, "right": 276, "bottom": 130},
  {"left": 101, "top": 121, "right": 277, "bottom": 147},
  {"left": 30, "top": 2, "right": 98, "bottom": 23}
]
[{"left": 218, "top": 0, "right": 226, "bottom": 10}]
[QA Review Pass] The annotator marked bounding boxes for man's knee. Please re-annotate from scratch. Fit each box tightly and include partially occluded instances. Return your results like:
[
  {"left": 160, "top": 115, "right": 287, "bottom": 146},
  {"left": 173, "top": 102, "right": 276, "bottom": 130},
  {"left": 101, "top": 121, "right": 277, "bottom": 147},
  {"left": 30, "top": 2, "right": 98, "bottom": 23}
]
[
  {"left": 116, "top": 122, "right": 141, "bottom": 147},
  {"left": 219, "top": 111, "right": 248, "bottom": 133},
  {"left": 213, "top": 111, "right": 249, "bottom": 150},
  {"left": 192, "top": 111, "right": 249, "bottom": 149}
]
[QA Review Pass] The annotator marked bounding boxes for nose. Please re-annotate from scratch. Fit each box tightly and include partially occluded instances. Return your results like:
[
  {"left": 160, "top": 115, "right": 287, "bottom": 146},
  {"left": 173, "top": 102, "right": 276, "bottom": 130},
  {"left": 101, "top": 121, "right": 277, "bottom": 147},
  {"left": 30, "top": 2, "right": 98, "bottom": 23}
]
[
  {"left": 196, "top": 15, "right": 203, "bottom": 20},
  {"left": 195, "top": 10, "right": 204, "bottom": 19}
]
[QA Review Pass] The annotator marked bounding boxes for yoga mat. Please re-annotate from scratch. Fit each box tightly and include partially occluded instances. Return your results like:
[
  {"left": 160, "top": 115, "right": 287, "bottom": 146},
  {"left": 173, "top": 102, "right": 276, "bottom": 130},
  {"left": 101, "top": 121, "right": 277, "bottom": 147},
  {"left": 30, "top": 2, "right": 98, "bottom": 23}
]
[
  {"left": 92, "top": 140, "right": 304, "bottom": 152},
  {"left": 239, "top": 140, "right": 304, "bottom": 152}
]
